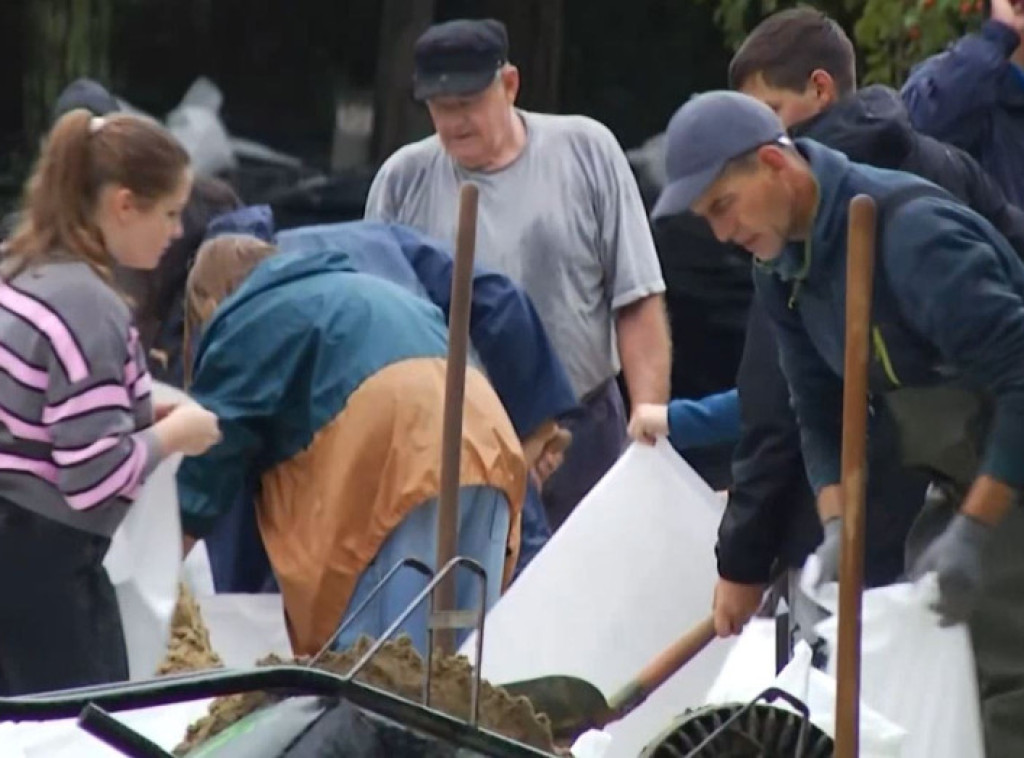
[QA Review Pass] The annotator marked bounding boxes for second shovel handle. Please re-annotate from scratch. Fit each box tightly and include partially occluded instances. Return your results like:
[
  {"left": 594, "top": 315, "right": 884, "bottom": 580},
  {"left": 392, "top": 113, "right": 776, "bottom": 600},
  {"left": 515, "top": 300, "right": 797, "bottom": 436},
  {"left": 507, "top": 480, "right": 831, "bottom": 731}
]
[{"left": 606, "top": 615, "right": 717, "bottom": 716}]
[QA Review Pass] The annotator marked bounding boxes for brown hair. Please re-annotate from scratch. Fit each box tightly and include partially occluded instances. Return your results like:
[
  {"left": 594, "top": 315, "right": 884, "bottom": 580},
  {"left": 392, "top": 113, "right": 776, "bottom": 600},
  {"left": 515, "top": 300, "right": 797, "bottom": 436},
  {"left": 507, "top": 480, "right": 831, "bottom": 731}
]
[
  {"left": 729, "top": 7, "right": 856, "bottom": 97},
  {"left": 5, "top": 109, "right": 190, "bottom": 282},
  {"left": 183, "top": 234, "right": 278, "bottom": 386}
]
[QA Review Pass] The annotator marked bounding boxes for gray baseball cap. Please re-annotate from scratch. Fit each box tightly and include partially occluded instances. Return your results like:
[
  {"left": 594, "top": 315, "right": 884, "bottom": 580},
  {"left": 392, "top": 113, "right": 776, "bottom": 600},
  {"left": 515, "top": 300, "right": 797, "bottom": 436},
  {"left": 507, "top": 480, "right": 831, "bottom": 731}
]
[{"left": 651, "top": 91, "right": 787, "bottom": 220}]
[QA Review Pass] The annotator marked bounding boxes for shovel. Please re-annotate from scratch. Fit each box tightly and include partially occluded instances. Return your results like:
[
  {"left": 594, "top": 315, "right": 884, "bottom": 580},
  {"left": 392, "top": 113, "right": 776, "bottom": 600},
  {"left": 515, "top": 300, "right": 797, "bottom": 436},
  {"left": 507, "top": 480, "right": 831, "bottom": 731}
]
[
  {"left": 500, "top": 614, "right": 717, "bottom": 741},
  {"left": 834, "top": 194, "right": 877, "bottom": 758}
]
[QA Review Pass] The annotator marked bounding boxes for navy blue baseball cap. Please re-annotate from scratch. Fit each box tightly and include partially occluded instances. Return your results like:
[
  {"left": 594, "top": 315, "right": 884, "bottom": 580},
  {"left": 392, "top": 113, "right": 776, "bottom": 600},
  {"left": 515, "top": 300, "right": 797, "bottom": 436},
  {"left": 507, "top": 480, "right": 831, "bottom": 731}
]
[
  {"left": 651, "top": 91, "right": 788, "bottom": 220},
  {"left": 413, "top": 19, "right": 509, "bottom": 102}
]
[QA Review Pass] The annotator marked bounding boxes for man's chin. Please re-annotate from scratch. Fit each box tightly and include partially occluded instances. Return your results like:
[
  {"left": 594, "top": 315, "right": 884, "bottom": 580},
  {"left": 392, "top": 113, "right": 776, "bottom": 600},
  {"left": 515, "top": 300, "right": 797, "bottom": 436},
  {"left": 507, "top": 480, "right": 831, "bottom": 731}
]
[
  {"left": 445, "top": 142, "right": 485, "bottom": 169},
  {"left": 749, "top": 240, "right": 783, "bottom": 262}
]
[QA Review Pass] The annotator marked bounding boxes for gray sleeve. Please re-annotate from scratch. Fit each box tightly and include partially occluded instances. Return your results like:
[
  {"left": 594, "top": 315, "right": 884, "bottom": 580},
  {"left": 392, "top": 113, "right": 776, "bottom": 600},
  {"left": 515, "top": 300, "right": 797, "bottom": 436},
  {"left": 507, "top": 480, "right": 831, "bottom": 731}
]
[
  {"left": 43, "top": 283, "right": 164, "bottom": 510},
  {"left": 587, "top": 122, "right": 666, "bottom": 310}
]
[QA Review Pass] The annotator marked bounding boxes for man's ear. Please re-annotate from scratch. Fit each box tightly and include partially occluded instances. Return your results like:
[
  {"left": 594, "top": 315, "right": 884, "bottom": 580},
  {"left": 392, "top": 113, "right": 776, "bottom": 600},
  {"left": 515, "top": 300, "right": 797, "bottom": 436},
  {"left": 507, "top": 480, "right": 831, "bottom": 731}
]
[
  {"left": 808, "top": 69, "right": 839, "bottom": 106},
  {"left": 500, "top": 65, "right": 520, "bottom": 104},
  {"left": 757, "top": 143, "right": 790, "bottom": 173}
]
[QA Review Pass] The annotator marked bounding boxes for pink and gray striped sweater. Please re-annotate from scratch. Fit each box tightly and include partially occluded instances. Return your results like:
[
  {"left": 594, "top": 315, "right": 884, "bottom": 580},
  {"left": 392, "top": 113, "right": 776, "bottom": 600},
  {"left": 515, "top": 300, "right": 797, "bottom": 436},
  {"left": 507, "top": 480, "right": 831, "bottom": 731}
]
[{"left": 0, "top": 257, "right": 162, "bottom": 536}]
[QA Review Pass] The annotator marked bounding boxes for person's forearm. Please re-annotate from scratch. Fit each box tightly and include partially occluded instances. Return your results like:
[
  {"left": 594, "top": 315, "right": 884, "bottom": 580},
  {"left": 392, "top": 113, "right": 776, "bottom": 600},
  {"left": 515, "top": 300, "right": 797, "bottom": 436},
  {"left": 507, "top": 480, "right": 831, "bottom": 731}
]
[
  {"left": 616, "top": 295, "right": 671, "bottom": 408},
  {"left": 962, "top": 475, "right": 1015, "bottom": 526}
]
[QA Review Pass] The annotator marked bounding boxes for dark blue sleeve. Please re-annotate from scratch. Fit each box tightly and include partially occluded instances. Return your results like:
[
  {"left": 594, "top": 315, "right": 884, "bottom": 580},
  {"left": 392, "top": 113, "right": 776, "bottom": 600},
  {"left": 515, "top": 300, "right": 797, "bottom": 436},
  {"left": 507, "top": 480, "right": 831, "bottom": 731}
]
[
  {"left": 901, "top": 21, "right": 1020, "bottom": 150},
  {"left": 388, "top": 224, "right": 578, "bottom": 438},
  {"left": 205, "top": 205, "right": 277, "bottom": 243},
  {"left": 885, "top": 199, "right": 1024, "bottom": 489},
  {"left": 666, "top": 390, "right": 740, "bottom": 451},
  {"left": 753, "top": 272, "right": 844, "bottom": 495},
  {"left": 716, "top": 297, "right": 819, "bottom": 584}
]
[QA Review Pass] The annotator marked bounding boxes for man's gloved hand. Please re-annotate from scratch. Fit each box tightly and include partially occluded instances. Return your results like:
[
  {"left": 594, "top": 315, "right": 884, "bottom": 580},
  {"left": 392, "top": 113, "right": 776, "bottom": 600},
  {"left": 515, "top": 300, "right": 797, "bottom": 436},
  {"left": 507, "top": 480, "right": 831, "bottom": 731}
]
[
  {"left": 909, "top": 512, "right": 994, "bottom": 625},
  {"left": 811, "top": 518, "right": 842, "bottom": 588}
]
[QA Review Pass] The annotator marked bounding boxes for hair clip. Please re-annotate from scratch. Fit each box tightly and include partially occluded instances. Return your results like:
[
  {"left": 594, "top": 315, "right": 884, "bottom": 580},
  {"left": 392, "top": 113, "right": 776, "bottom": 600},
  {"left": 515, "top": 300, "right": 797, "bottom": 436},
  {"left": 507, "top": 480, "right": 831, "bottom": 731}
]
[{"left": 89, "top": 116, "right": 106, "bottom": 135}]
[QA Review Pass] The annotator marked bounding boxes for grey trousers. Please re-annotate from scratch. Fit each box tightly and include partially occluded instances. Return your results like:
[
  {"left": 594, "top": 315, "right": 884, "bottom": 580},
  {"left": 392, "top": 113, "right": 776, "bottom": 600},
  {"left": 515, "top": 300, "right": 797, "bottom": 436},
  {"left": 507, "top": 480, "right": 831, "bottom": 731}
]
[{"left": 905, "top": 485, "right": 1024, "bottom": 758}]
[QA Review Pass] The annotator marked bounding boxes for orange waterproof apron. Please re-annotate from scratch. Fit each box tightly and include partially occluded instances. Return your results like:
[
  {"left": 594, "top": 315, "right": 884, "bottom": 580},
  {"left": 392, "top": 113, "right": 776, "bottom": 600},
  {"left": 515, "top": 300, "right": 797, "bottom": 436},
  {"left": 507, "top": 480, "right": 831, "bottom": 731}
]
[{"left": 256, "top": 356, "right": 526, "bottom": 655}]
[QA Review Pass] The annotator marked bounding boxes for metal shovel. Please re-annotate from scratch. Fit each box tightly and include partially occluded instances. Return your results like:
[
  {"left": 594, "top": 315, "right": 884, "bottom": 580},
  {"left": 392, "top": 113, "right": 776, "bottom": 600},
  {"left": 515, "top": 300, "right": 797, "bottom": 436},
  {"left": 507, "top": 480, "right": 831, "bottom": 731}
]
[{"left": 500, "top": 614, "right": 717, "bottom": 741}]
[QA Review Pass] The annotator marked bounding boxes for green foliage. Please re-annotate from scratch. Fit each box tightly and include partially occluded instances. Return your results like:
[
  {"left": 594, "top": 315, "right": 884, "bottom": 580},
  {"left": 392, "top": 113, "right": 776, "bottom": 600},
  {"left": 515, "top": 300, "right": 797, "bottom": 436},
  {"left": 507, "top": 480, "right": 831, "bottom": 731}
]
[
  {"left": 23, "top": 0, "right": 113, "bottom": 141},
  {"left": 695, "top": 0, "right": 985, "bottom": 87}
]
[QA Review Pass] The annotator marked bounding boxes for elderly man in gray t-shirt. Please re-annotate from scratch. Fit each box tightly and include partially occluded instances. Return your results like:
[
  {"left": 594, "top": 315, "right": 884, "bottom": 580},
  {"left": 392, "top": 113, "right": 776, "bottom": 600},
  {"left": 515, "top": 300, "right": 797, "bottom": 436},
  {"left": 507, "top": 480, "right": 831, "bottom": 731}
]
[{"left": 365, "top": 18, "right": 671, "bottom": 533}]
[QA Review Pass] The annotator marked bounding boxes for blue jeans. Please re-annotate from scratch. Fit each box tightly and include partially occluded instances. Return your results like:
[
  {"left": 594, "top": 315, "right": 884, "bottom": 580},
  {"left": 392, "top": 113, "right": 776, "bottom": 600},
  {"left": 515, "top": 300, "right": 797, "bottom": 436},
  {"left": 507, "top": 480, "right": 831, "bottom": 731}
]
[
  {"left": 513, "top": 481, "right": 551, "bottom": 580},
  {"left": 331, "top": 485, "right": 510, "bottom": 656}
]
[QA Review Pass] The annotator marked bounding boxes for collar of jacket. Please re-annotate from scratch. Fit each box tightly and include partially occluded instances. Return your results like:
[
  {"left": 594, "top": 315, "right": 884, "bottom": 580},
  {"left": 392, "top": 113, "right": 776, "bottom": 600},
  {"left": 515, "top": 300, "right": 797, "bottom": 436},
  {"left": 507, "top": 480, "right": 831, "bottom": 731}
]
[{"left": 755, "top": 138, "right": 851, "bottom": 295}]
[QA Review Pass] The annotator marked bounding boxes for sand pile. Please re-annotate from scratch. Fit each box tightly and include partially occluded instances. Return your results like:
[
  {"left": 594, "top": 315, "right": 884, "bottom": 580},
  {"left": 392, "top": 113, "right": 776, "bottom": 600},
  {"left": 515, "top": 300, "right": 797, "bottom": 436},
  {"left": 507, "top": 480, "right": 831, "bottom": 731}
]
[
  {"left": 162, "top": 587, "right": 557, "bottom": 755},
  {"left": 158, "top": 584, "right": 223, "bottom": 675}
]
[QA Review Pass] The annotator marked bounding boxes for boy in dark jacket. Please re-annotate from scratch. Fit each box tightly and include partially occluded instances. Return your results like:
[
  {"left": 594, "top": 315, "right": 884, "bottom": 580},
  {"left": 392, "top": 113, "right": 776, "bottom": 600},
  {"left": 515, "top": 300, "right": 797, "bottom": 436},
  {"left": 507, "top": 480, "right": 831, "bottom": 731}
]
[
  {"left": 902, "top": 0, "right": 1024, "bottom": 205},
  {"left": 655, "top": 89, "right": 1024, "bottom": 756}
]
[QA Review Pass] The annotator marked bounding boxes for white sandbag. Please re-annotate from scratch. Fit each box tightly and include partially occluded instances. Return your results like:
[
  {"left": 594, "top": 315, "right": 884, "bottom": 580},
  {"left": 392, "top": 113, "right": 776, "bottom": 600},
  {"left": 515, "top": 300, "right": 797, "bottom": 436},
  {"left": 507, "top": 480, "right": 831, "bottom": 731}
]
[
  {"left": 705, "top": 624, "right": 905, "bottom": 757},
  {"left": 703, "top": 618, "right": 778, "bottom": 706},
  {"left": 102, "top": 381, "right": 189, "bottom": 681},
  {"left": 196, "top": 593, "right": 294, "bottom": 668},
  {"left": 460, "top": 440, "right": 731, "bottom": 758},
  {"left": 806, "top": 574, "right": 985, "bottom": 758},
  {"left": 570, "top": 729, "right": 614, "bottom": 758},
  {"left": 182, "top": 539, "right": 217, "bottom": 597}
]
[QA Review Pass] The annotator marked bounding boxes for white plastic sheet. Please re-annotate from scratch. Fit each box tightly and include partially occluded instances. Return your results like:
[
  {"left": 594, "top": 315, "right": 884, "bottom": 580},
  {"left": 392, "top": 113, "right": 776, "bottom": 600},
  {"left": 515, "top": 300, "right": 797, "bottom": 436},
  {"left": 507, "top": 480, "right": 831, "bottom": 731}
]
[
  {"left": 102, "top": 381, "right": 189, "bottom": 680},
  {"left": 0, "top": 700, "right": 213, "bottom": 758},
  {"left": 460, "top": 440, "right": 731, "bottom": 758},
  {"left": 165, "top": 77, "right": 237, "bottom": 177}
]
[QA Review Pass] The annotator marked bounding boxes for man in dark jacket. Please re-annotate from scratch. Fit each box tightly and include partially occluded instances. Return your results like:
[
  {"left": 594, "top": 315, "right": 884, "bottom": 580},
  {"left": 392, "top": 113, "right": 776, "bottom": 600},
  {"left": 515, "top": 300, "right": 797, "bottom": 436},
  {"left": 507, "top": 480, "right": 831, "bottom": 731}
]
[
  {"left": 655, "top": 89, "right": 1024, "bottom": 755},
  {"left": 901, "top": 0, "right": 1024, "bottom": 206},
  {"left": 706, "top": 6, "right": 1024, "bottom": 638}
]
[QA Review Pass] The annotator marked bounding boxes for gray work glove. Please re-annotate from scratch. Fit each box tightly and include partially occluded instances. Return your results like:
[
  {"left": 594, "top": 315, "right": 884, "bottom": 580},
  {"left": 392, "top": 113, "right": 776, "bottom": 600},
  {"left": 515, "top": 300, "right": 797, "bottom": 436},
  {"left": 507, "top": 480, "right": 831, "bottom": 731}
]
[
  {"left": 812, "top": 518, "right": 842, "bottom": 588},
  {"left": 908, "top": 513, "right": 993, "bottom": 626}
]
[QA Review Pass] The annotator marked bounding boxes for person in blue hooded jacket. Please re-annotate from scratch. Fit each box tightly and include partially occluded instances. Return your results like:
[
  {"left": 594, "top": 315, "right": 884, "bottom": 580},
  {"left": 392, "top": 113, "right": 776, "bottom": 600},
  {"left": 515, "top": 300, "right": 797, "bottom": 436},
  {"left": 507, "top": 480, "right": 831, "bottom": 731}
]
[
  {"left": 178, "top": 230, "right": 574, "bottom": 657},
  {"left": 653, "top": 90, "right": 1024, "bottom": 755},
  {"left": 901, "top": 0, "right": 1024, "bottom": 206},
  {"left": 190, "top": 209, "right": 575, "bottom": 594}
]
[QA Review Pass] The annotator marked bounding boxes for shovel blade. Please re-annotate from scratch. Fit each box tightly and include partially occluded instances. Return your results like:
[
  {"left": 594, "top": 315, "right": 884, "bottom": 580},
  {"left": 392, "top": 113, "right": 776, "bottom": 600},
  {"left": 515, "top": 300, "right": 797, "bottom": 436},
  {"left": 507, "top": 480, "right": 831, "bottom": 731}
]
[{"left": 499, "top": 675, "right": 612, "bottom": 741}]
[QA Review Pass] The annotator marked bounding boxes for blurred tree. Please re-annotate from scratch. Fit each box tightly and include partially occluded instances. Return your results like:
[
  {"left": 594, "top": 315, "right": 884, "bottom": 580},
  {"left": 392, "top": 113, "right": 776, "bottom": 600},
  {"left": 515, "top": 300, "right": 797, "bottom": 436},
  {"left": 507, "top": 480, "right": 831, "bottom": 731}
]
[
  {"left": 697, "top": 0, "right": 985, "bottom": 86},
  {"left": 372, "top": 0, "right": 436, "bottom": 163},
  {"left": 23, "top": 0, "right": 113, "bottom": 141}
]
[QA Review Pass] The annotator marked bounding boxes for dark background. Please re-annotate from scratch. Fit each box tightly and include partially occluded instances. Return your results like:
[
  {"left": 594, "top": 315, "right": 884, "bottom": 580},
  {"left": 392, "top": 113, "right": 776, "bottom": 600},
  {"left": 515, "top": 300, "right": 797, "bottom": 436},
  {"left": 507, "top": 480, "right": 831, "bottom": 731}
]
[{"left": 0, "top": 0, "right": 730, "bottom": 203}]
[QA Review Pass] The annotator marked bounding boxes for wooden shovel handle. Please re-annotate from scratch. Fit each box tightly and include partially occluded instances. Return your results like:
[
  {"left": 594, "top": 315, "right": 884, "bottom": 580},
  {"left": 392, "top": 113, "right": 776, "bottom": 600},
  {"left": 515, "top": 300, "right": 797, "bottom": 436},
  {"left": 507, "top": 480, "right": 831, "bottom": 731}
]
[
  {"left": 434, "top": 182, "right": 479, "bottom": 655},
  {"left": 835, "top": 194, "right": 877, "bottom": 758},
  {"left": 606, "top": 615, "right": 717, "bottom": 716}
]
